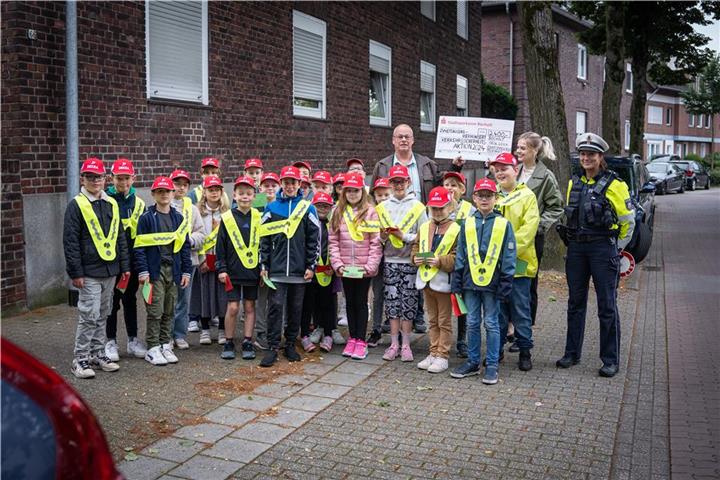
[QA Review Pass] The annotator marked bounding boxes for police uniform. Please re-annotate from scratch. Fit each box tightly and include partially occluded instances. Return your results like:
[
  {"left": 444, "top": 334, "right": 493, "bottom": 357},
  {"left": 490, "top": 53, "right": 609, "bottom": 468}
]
[{"left": 557, "top": 133, "right": 635, "bottom": 377}]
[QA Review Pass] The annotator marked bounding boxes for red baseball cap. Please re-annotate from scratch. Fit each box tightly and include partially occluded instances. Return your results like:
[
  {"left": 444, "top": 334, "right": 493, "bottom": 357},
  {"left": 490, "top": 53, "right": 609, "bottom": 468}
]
[
  {"left": 473, "top": 178, "right": 498, "bottom": 193},
  {"left": 280, "top": 166, "right": 302, "bottom": 181},
  {"left": 388, "top": 165, "right": 410, "bottom": 179},
  {"left": 80, "top": 157, "right": 105, "bottom": 175},
  {"left": 346, "top": 158, "right": 365, "bottom": 168},
  {"left": 343, "top": 173, "right": 365, "bottom": 189},
  {"left": 312, "top": 192, "right": 334, "bottom": 206},
  {"left": 443, "top": 171, "right": 466, "bottom": 184},
  {"left": 151, "top": 176, "right": 175, "bottom": 191},
  {"left": 203, "top": 175, "right": 224, "bottom": 189},
  {"left": 260, "top": 172, "right": 280, "bottom": 185},
  {"left": 244, "top": 158, "right": 263, "bottom": 169},
  {"left": 301, "top": 175, "right": 311, "bottom": 185},
  {"left": 312, "top": 170, "right": 332, "bottom": 185},
  {"left": 333, "top": 173, "right": 346, "bottom": 184},
  {"left": 201, "top": 157, "right": 220, "bottom": 169},
  {"left": 233, "top": 175, "right": 255, "bottom": 188},
  {"left": 293, "top": 161, "right": 312, "bottom": 171},
  {"left": 426, "top": 187, "right": 453, "bottom": 208},
  {"left": 170, "top": 169, "right": 191, "bottom": 181},
  {"left": 490, "top": 152, "right": 517, "bottom": 167},
  {"left": 372, "top": 177, "right": 390, "bottom": 191},
  {"left": 111, "top": 158, "right": 134, "bottom": 176}
]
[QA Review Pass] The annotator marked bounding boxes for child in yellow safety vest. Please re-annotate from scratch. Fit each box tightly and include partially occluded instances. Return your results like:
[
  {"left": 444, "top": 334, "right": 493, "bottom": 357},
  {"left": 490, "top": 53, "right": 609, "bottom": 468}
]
[
  {"left": 216, "top": 176, "right": 262, "bottom": 360},
  {"left": 411, "top": 187, "right": 459, "bottom": 374},
  {"left": 367, "top": 177, "right": 392, "bottom": 347},
  {"left": 188, "top": 156, "right": 231, "bottom": 206}
]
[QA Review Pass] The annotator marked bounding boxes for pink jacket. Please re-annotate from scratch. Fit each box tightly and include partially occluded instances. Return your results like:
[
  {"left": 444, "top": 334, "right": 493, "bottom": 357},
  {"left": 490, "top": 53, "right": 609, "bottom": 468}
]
[{"left": 329, "top": 206, "right": 383, "bottom": 277}]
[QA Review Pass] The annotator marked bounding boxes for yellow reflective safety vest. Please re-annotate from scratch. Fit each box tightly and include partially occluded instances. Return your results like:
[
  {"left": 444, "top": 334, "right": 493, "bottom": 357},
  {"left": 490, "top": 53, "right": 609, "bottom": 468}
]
[
  {"left": 192, "top": 185, "right": 204, "bottom": 203},
  {"left": 376, "top": 202, "right": 425, "bottom": 249},
  {"left": 75, "top": 194, "right": 121, "bottom": 261},
  {"left": 456, "top": 200, "right": 473, "bottom": 222},
  {"left": 496, "top": 184, "right": 539, "bottom": 278},
  {"left": 199, "top": 225, "right": 219, "bottom": 254},
  {"left": 417, "top": 221, "right": 460, "bottom": 283},
  {"left": 134, "top": 212, "right": 186, "bottom": 254},
  {"left": 465, "top": 215, "right": 509, "bottom": 287},
  {"left": 316, "top": 255, "right": 333, "bottom": 286},
  {"left": 258, "top": 200, "right": 311, "bottom": 238},
  {"left": 220, "top": 209, "right": 261, "bottom": 269},
  {"left": 175, "top": 197, "right": 193, "bottom": 243},
  {"left": 343, "top": 206, "right": 381, "bottom": 241},
  {"left": 121, "top": 197, "right": 145, "bottom": 239}
]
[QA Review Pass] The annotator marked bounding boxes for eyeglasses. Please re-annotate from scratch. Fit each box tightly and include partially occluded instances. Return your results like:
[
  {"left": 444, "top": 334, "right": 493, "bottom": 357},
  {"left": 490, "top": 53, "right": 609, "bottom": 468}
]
[
  {"left": 389, "top": 179, "right": 407, "bottom": 185},
  {"left": 393, "top": 134, "right": 413, "bottom": 140}
]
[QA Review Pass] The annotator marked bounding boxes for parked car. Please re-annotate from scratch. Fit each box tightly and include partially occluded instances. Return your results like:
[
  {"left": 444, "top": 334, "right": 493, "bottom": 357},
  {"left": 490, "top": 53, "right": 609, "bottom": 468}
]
[
  {"left": 649, "top": 154, "right": 681, "bottom": 163},
  {"left": 646, "top": 161, "right": 685, "bottom": 195},
  {"left": 1, "top": 338, "right": 124, "bottom": 480},
  {"left": 670, "top": 160, "right": 711, "bottom": 190}
]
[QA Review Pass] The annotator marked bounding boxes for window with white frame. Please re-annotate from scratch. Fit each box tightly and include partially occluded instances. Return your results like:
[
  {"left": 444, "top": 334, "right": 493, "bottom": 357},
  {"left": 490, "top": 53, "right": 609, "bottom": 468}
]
[
  {"left": 456, "top": 75, "right": 468, "bottom": 116},
  {"left": 698, "top": 114, "right": 704, "bottom": 128},
  {"left": 369, "top": 40, "right": 391, "bottom": 126},
  {"left": 420, "top": 61, "right": 436, "bottom": 132},
  {"left": 666, "top": 108, "right": 673, "bottom": 125},
  {"left": 576, "top": 111, "right": 587, "bottom": 136},
  {"left": 457, "top": 0, "right": 468, "bottom": 39},
  {"left": 624, "top": 120, "right": 631, "bottom": 151},
  {"left": 625, "top": 63, "right": 633, "bottom": 93},
  {"left": 689, "top": 113, "right": 695, "bottom": 127},
  {"left": 577, "top": 45, "right": 587, "bottom": 80},
  {"left": 146, "top": 0, "right": 208, "bottom": 105},
  {"left": 706, "top": 114, "right": 712, "bottom": 128},
  {"left": 421, "top": 1, "right": 435, "bottom": 21},
  {"left": 648, "top": 106, "right": 663, "bottom": 125},
  {"left": 293, "top": 11, "right": 326, "bottom": 119},
  {"left": 701, "top": 143, "right": 707, "bottom": 157}
]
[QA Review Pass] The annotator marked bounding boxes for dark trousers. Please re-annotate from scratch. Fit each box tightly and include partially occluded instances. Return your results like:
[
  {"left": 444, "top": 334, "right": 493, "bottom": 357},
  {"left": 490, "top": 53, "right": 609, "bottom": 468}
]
[
  {"left": 342, "top": 277, "right": 372, "bottom": 340},
  {"left": 301, "top": 281, "right": 336, "bottom": 337},
  {"left": 371, "top": 260, "right": 385, "bottom": 331},
  {"left": 200, "top": 316, "right": 225, "bottom": 330},
  {"left": 564, "top": 238, "right": 621, "bottom": 366},
  {"left": 530, "top": 234, "right": 545, "bottom": 325},
  {"left": 415, "top": 289, "right": 426, "bottom": 326},
  {"left": 267, "top": 282, "right": 305, "bottom": 350},
  {"left": 456, "top": 314, "right": 467, "bottom": 345},
  {"left": 106, "top": 273, "right": 139, "bottom": 339}
]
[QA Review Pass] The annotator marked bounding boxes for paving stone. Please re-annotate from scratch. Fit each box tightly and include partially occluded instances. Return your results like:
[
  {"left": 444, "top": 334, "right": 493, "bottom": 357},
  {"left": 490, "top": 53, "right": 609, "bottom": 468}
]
[
  {"left": 298, "top": 382, "right": 352, "bottom": 399},
  {"left": 334, "top": 361, "right": 381, "bottom": 375},
  {"left": 142, "top": 437, "right": 207, "bottom": 463},
  {"left": 118, "top": 454, "right": 177, "bottom": 480},
  {"left": 225, "top": 394, "right": 281, "bottom": 411},
  {"left": 280, "top": 394, "right": 336, "bottom": 412},
  {"left": 313, "top": 353, "right": 346, "bottom": 366},
  {"left": 204, "top": 406, "right": 257, "bottom": 427},
  {"left": 317, "top": 371, "right": 368, "bottom": 387},
  {"left": 169, "top": 454, "right": 244, "bottom": 480},
  {"left": 204, "top": 436, "right": 273, "bottom": 463},
  {"left": 261, "top": 408, "right": 316, "bottom": 428},
  {"left": 252, "top": 381, "right": 305, "bottom": 399},
  {"left": 302, "top": 362, "right": 337, "bottom": 375},
  {"left": 231, "top": 421, "right": 295, "bottom": 444},
  {"left": 273, "top": 374, "right": 317, "bottom": 386},
  {"left": 172, "top": 423, "right": 234, "bottom": 444}
]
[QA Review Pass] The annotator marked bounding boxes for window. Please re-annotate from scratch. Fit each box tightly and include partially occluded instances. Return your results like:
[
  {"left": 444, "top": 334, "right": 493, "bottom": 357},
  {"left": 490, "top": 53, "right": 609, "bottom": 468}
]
[
  {"left": 457, "top": 0, "right": 468, "bottom": 39},
  {"left": 576, "top": 111, "right": 587, "bottom": 136},
  {"left": 369, "top": 41, "right": 391, "bottom": 126},
  {"left": 698, "top": 114, "right": 704, "bottom": 128},
  {"left": 456, "top": 75, "right": 468, "bottom": 116},
  {"left": 689, "top": 113, "right": 695, "bottom": 127},
  {"left": 648, "top": 106, "right": 663, "bottom": 125},
  {"left": 625, "top": 63, "right": 633, "bottom": 93},
  {"left": 701, "top": 143, "right": 707, "bottom": 157},
  {"left": 293, "top": 11, "right": 326, "bottom": 119},
  {"left": 146, "top": 1, "right": 209, "bottom": 105},
  {"left": 624, "top": 120, "right": 631, "bottom": 151},
  {"left": 666, "top": 108, "right": 673, "bottom": 126},
  {"left": 577, "top": 45, "right": 587, "bottom": 80},
  {"left": 420, "top": 61, "right": 436, "bottom": 132},
  {"left": 706, "top": 114, "right": 712, "bottom": 128},
  {"left": 421, "top": 1, "right": 435, "bottom": 21}
]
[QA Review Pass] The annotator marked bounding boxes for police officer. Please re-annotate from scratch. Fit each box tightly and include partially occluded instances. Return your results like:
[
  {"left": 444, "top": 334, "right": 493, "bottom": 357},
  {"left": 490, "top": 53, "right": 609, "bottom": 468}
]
[{"left": 556, "top": 133, "right": 635, "bottom": 377}]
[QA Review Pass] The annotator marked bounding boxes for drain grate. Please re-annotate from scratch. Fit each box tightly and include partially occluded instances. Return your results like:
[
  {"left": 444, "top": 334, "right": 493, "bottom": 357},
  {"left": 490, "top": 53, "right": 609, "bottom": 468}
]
[{"left": 642, "top": 265, "right": 662, "bottom": 271}]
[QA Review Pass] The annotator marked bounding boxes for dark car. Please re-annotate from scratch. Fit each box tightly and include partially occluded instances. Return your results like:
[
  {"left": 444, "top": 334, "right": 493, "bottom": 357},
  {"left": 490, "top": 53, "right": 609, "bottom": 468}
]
[
  {"left": 1, "top": 338, "right": 124, "bottom": 480},
  {"left": 670, "top": 160, "right": 711, "bottom": 191},
  {"left": 649, "top": 154, "right": 681, "bottom": 162},
  {"left": 646, "top": 161, "right": 685, "bottom": 195}
]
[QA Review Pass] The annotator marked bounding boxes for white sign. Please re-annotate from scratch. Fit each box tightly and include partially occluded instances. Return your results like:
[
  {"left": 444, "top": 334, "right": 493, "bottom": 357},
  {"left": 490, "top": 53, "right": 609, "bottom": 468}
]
[{"left": 434, "top": 116, "right": 515, "bottom": 162}]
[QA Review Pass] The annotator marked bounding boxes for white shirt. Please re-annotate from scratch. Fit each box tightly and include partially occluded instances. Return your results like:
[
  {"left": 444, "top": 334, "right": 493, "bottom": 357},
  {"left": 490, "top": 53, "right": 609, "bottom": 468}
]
[{"left": 393, "top": 153, "right": 421, "bottom": 198}]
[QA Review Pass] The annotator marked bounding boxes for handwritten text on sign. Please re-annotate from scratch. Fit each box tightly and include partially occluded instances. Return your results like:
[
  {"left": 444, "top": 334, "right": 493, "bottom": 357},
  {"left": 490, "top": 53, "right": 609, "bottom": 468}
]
[{"left": 434, "top": 116, "right": 515, "bottom": 162}]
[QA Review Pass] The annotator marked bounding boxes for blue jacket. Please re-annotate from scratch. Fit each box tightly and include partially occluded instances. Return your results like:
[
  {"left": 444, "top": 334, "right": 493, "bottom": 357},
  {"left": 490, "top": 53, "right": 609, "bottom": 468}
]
[
  {"left": 451, "top": 210, "right": 516, "bottom": 301},
  {"left": 134, "top": 205, "right": 192, "bottom": 284}
]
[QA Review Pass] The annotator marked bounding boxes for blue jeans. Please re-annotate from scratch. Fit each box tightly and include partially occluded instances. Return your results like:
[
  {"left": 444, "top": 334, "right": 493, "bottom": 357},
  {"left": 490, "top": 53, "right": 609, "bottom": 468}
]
[
  {"left": 465, "top": 290, "right": 500, "bottom": 367},
  {"left": 173, "top": 267, "right": 195, "bottom": 340},
  {"left": 499, "top": 277, "right": 533, "bottom": 353}
]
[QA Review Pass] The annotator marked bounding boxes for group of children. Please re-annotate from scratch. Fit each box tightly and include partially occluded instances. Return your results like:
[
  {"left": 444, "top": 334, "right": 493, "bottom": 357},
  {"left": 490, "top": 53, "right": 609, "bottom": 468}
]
[{"left": 65, "top": 152, "right": 539, "bottom": 384}]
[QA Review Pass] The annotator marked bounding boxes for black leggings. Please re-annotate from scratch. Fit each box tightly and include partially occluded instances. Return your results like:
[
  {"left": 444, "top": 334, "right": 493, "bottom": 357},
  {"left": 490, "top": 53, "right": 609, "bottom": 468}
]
[
  {"left": 342, "top": 277, "right": 372, "bottom": 340},
  {"left": 301, "top": 281, "right": 336, "bottom": 337},
  {"left": 530, "top": 234, "right": 545, "bottom": 325},
  {"left": 201, "top": 316, "right": 225, "bottom": 330},
  {"left": 107, "top": 273, "right": 139, "bottom": 339}
]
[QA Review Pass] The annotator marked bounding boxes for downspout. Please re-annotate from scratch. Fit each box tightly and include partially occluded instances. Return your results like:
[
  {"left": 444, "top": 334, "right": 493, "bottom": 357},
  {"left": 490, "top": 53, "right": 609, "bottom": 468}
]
[
  {"left": 66, "top": 0, "right": 79, "bottom": 202},
  {"left": 506, "top": 2, "right": 513, "bottom": 97}
]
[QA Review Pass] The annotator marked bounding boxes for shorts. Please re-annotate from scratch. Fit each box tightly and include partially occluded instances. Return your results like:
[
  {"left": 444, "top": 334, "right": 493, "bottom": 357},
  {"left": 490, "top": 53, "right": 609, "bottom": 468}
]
[
  {"left": 383, "top": 262, "right": 419, "bottom": 322},
  {"left": 226, "top": 284, "right": 259, "bottom": 302}
]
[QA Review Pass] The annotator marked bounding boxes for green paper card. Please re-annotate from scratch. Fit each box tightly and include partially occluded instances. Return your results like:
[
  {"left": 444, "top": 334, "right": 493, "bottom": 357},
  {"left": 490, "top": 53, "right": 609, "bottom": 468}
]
[
  {"left": 415, "top": 251, "right": 434, "bottom": 258},
  {"left": 515, "top": 259, "right": 528, "bottom": 276},
  {"left": 262, "top": 275, "right": 277, "bottom": 290},
  {"left": 454, "top": 293, "right": 468, "bottom": 315},
  {"left": 142, "top": 282, "right": 153, "bottom": 304},
  {"left": 252, "top": 193, "right": 268, "bottom": 209},
  {"left": 342, "top": 266, "right": 364, "bottom": 278}
]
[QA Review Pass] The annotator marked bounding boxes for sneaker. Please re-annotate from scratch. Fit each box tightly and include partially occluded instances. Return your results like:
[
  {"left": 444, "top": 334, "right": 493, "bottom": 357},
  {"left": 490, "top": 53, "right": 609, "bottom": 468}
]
[
  {"left": 162, "top": 343, "right": 178, "bottom": 364},
  {"left": 211, "top": 316, "right": 220, "bottom": 328},
  {"left": 417, "top": 354, "right": 436, "bottom": 370},
  {"left": 400, "top": 345, "right": 414, "bottom": 362},
  {"left": 187, "top": 320, "right": 200, "bottom": 332},
  {"left": 482, "top": 365, "right": 499, "bottom": 384},
  {"left": 556, "top": 354, "right": 580, "bottom": 368},
  {"left": 90, "top": 354, "right": 120, "bottom": 372},
  {"left": 174, "top": 338, "right": 190, "bottom": 350},
  {"left": 456, "top": 342, "right": 468, "bottom": 359},
  {"left": 518, "top": 350, "right": 533, "bottom": 371},
  {"left": 413, "top": 322, "right": 427, "bottom": 334},
  {"left": 351, "top": 340, "right": 368, "bottom": 360},
  {"left": 259, "top": 350, "right": 278, "bottom": 368},
  {"left": 383, "top": 344, "right": 399, "bottom": 361},
  {"left": 337, "top": 316, "right": 348, "bottom": 327},
  {"left": 319, "top": 336, "right": 333, "bottom": 352},
  {"left": 253, "top": 337, "right": 269, "bottom": 351},
  {"left": 508, "top": 341, "right": 520, "bottom": 353},
  {"left": 72, "top": 359, "right": 95, "bottom": 379},
  {"left": 366, "top": 329, "right": 382, "bottom": 348},
  {"left": 331, "top": 329, "right": 346, "bottom": 345},
  {"left": 241, "top": 340, "right": 256, "bottom": 360},
  {"left": 301, "top": 336, "right": 317, "bottom": 353},
  {"left": 599, "top": 363, "right": 619, "bottom": 377},
  {"left": 145, "top": 346, "right": 168, "bottom": 366},
  {"left": 199, "top": 330, "right": 212, "bottom": 345},
  {"left": 483, "top": 351, "right": 505, "bottom": 367},
  {"left": 127, "top": 337, "right": 147, "bottom": 358},
  {"left": 221, "top": 341, "right": 236, "bottom": 360},
  {"left": 342, "top": 338, "right": 358, "bottom": 357},
  {"left": 450, "top": 361, "right": 480, "bottom": 378},
  {"left": 217, "top": 329, "right": 226, "bottom": 345},
  {"left": 284, "top": 344, "right": 301, "bottom": 362},
  {"left": 104, "top": 340, "right": 120, "bottom": 362},
  {"left": 428, "top": 357, "right": 449, "bottom": 374},
  {"left": 309, "top": 327, "right": 323, "bottom": 344}
]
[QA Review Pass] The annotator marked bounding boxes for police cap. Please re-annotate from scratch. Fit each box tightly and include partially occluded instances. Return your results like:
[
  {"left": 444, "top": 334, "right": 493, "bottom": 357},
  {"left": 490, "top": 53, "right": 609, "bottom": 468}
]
[{"left": 576, "top": 133, "right": 609, "bottom": 153}]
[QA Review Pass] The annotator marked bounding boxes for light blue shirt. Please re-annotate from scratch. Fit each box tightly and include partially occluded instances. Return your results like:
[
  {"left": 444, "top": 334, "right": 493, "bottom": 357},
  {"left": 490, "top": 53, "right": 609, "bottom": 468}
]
[{"left": 393, "top": 154, "right": 421, "bottom": 199}]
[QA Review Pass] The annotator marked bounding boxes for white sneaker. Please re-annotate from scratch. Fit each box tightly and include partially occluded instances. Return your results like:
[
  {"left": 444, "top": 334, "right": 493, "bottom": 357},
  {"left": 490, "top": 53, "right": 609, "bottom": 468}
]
[
  {"left": 72, "top": 359, "right": 95, "bottom": 379},
  {"left": 104, "top": 340, "right": 120, "bottom": 362},
  {"left": 217, "top": 329, "right": 226, "bottom": 345},
  {"left": 309, "top": 328, "right": 323, "bottom": 344},
  {"left": 145, "top": 346, "right": 168, "bottom": 366},
  {"left": 199, "top": 330, "right": 212, "bottom": 345},
  {"left": 188, "top": 321, "right": 200, "bottom": 332},
  {"left": 428, "top": 357, "right": 449, "bottom": 374},
  {"left": 417, "top": 354, "right": 437, "bottom": 370},
  {"left": 90, "top": 354, "right": 120, "bottom": 372},
  {"left": 127, "top": 337, "right": 147, "bottom": 358},
  {"left": 331, "top": 329, "right": 346, "bottom": 345},
  {"left": 162, "top": 343, "right": 178, "bottom": 363},
  {"left": 175, "top": 338, "right": 190, "bottom": 350},
  {"left": 337, "top": 317, "right": 348, "bottom": 327},
  {"left": 211, "top": 316, "right": 220, "bottom": 328}
]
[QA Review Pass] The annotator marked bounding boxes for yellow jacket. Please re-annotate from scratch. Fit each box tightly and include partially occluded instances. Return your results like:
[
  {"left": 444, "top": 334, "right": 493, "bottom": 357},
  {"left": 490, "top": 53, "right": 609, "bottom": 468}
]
[{"left": 497, "top": 183, "right": 540, "bottom": 278}]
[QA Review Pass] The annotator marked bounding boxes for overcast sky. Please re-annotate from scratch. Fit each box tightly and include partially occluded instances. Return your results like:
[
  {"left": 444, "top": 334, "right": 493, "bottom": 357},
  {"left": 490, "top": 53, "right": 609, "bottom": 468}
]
[{"left": 695, "top": 18, "right": 720, "bottom": 53}]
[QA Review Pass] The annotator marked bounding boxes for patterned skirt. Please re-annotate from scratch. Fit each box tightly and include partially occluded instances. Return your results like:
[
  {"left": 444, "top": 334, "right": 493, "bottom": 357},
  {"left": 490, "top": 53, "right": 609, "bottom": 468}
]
[{"left": 383, "top": 262, "right": 419, "bottom": 322}]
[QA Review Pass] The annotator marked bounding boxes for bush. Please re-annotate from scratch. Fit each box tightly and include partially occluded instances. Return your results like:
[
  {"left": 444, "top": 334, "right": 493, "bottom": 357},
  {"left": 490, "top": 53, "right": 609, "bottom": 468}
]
[
  {"left": 685, "top": 153, "right": 703, "bottom": 162},
  {"left": 709, "top": 167, "right": 720, "bottom": 185},
  {"left": 481, "top": 76, "right": 518, "bottom": 120},
  {"left": 702, "top": 152, "right": 720, "bottom": 169}
]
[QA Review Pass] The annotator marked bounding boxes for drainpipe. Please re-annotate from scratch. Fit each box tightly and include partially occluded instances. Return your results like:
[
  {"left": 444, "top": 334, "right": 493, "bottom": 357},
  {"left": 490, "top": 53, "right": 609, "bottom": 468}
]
[
  {"left": 506, "top": 2, "right": 513, "bottom": 97},
  {"left": 66, "top": 0, "right": 79, "bottom": 202}
]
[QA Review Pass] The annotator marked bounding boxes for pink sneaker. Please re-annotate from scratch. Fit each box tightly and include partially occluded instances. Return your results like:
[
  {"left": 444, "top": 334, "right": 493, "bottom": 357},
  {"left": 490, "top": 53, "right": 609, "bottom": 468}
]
[
  {"left": 383, "top": 344, "right": 399, "bottom": 361},
  {"left": 400, "top": 345, "right": 414, "bottom": 362},
  {"left": 319, "top": 336, "right": 333, "bottom": 352},
  {"left": 342, "top": 338, "right": 357, "bottom": 357},
  {"left": 301, "top": 336, "right": 316, "bottom": 353},
  {"left": 351, "top": 340, "right": 368, "bottom": 360}
]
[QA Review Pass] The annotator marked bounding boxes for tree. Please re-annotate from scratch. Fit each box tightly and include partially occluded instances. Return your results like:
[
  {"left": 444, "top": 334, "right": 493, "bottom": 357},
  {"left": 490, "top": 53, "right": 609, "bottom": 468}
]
[
  {"left": 481, "top": 76, "right": 518, "bottom": 121},
  {"left": 682, "top": 55, "right": 720, "bottom": 169}
]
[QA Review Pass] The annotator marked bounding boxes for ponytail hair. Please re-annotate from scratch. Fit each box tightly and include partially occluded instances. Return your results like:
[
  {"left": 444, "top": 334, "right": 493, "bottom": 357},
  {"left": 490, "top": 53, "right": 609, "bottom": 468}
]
[
  {"left": 540, "top": 136, "right": 556, "bottom": 161},
  {"left": 517, "top": 131, "right": 556, "bottom": 162}
]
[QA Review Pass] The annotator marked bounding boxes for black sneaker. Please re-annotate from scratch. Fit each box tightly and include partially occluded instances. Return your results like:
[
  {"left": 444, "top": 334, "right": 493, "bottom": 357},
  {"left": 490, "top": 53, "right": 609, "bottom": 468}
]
[
  {"left": 413, "top": 322, "right": 427, "bottom": 334},
  {"left": 508, "top": 341, "right": 520, "bottom": 353},
  {"left": 555, "top": 354, "right": 580, "bottom": 368},
  {"left": 450, "top": 361, "right": 480, "bottom": 378},
  {"left": 241, "top": 340, "right": 256, "bottom": 360},
  {"left": 366, "top": 329, "right": 382, "bottom": 348},
  {"left": 259, "top": 350, "right": 278, "bottom": 367},
  {"left": 518, "top": 350, "right": 533, "bottom": 371},
  {"left": 599, "top": 364, "right": 619, "bottom": 377},
  {"left": 221, "top": 341, "right": 236, "bottom": 360},
  {"left": 456, "top": 342, "right": 468, "bottom": 358},
  {"left": 283, "top": 344, "right": 301, "bottom": 362}
]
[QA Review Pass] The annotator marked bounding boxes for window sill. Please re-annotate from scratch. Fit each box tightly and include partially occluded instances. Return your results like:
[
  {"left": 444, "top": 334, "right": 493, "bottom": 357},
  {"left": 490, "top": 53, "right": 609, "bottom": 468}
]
[
  {"left": 370, "top": 118, "right": 392, "bottom": 128},
  {"left": 420, "top": 125, "right": 435, "bottom": 133},
  {"left": 147, "top": 98, "right": 211, "bottom": 110},
  {"left": 293, "top": 114, "right": 328, "bottom": 122}
]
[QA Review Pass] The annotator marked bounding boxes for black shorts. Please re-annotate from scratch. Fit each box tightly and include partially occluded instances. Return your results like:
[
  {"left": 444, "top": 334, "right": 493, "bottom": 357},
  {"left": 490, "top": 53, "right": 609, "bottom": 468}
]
[{"left": 226, "top": 284, "right": 258, "bottom": 302}]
